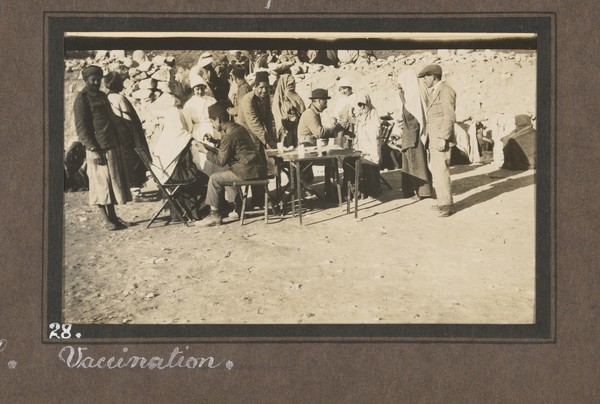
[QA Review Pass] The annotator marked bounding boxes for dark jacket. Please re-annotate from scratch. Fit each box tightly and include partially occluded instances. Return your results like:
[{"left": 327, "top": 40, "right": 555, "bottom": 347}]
[
  {"left": 207, "top": 122, "right": 268, "bottom": 180},
  {"left": 73, "top": 87, "right": 118, "bottom": 151},
  {"left": 237, "top": 91, "right": 278, "bottom": 148}
]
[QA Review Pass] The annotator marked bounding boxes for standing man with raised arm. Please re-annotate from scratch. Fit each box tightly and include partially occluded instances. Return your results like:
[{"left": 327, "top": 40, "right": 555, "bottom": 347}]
[{"left": 418, "top": 64, "right": 457, "bottom": 217}]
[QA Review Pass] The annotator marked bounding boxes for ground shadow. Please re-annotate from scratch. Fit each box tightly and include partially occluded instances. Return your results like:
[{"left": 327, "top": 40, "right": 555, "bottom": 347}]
[
  {"left": 452, "top": 168, "right": 530, "bottom": 195},
  {"left": 454, "top": 171, "right": 535, "bottom": 212}
]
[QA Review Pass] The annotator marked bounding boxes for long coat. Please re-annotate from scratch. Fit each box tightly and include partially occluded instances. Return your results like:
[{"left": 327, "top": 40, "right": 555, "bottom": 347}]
[{"left": 73, "top": 87, "right": 118, "bottom": 151}]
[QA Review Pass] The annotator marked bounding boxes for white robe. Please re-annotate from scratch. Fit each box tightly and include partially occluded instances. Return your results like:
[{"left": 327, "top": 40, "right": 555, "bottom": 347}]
[{"left": 182, "top": 95, "right": 217, "bottom": 140}]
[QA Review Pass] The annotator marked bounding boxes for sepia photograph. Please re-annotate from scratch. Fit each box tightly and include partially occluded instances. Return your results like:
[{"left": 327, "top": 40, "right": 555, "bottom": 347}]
[{"left": 47, "top": 18, "right": 552, "bottom": 340}]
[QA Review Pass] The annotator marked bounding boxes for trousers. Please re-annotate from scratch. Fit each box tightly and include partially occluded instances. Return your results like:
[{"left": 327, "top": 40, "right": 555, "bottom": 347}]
[
  {"left": 205, "top": 170, "right": 241, "bottom": 209},
  {"left": 427, "top": 146, "right": 453, "bottom": 206}
]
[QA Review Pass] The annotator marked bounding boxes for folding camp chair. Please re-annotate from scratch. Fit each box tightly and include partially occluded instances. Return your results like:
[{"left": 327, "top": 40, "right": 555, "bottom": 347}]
[
  {"left": 378, "top": 121, "right": 395, "bottom": 190},
  {"left": 135, "top": 147, "right": 196, "bottom": 228}
]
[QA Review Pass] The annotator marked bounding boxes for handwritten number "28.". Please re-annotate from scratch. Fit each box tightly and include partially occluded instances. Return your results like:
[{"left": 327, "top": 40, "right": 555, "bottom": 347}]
[{"left": 49, "top": 323, "right": 72, "bottom": 339}]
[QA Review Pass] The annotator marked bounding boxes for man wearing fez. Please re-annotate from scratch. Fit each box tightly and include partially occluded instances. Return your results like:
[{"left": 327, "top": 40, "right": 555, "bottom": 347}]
[
  {"left": 200, "top": 101, "right": 268, "bottom": 227},
  {"left": 418, "top": 64, "right": 457, "bottom": 217},
  {"left": 73, "top": 65, "right": 132, "bottom": 230},
  {"left": 237, "top": 70, "right": 278, "bottom": 149}
]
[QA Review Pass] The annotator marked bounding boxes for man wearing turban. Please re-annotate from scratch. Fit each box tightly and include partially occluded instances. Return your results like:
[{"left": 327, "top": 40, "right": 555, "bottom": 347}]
[{"left": 73, "top": 65, "right": 132, "bottom": 230}]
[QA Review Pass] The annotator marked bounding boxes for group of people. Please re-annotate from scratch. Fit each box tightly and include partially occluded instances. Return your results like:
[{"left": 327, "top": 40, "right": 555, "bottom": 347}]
[{"left": 73, "top": 50, "right": 482, "bottom": 231}]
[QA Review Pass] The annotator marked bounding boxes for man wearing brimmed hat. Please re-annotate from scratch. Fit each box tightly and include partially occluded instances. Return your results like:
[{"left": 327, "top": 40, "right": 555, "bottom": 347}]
[
  {"left": 73, "top": 65, "right": 132, "bottom": 230},
  {"left": 418, "top": 63, "right": 457, "bottom": 217},
  {"left": 297, "top": 88, "right": 343, "bottom": 190},
  {"left": 199, "top": 101, "right": 268, "bottom": 226},
  {"left": 297, "top": 88, "right": 340, "bottom": 146},
  {"left": 237, "top": 70, "right": 277, "bottom": 149}
]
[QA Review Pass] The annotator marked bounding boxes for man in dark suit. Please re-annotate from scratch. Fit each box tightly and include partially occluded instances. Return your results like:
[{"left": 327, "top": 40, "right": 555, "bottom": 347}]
[
  {"left": 200, "top": 101, "right": 268, "bottom": 227},
  {"left": 237, "top": 70, "right": 278, "bottom": 149},
  {"left": 236, "top": 70, "right": 277, "bottom": 207},
  {"left": 418, "top": 64, "right": 457, "bottom": 217}
]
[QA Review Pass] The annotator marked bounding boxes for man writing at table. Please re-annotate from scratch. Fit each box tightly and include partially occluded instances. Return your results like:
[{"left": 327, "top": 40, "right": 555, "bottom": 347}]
[{"left": 200, "top": 101, "right": 268, "bottom": 227}]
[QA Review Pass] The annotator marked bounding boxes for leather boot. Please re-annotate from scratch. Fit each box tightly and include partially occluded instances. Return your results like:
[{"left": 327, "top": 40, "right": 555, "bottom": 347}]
[{"left": 199, "top": 210, "right": 222, "bottom": 227}]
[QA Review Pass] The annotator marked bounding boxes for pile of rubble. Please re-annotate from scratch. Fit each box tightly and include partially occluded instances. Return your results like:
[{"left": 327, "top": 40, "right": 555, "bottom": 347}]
[
  {"left": 66, "top": 50, "right": 186, "bottom": 101},
  {"left": 64, "top": 48, "right": 537, "bottom": 164}
]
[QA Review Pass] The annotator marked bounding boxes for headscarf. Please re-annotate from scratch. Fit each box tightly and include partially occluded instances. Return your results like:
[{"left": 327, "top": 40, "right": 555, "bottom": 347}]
[
  {"left": 397, "top": 69, "right": 426, "bottom": 141},
  {"left": 514, "top": 114, "right": 533, "bottom": 130},
  {"left": 354, "top": 93, "right": 382, "bottom": 164},
  {"left": 272, "top": 74, "right": 306, "bottom": 132},
  {"left": 354, "top": 93, "right": 378, "bottom": 122}
]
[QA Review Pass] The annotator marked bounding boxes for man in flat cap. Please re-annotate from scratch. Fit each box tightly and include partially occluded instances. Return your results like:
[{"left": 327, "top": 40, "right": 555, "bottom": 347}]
[
  {"left": 200, "top": 101, "right": 268, "bottom": 226},
  {"left": 73, "top": 65, "right": 132, "bottom": 230},
  {"left": 237, "top": 70, "right": 277, "bottom": 149},
  {"left": 418, "top": 63, "right": 457, "bottom": 217}
]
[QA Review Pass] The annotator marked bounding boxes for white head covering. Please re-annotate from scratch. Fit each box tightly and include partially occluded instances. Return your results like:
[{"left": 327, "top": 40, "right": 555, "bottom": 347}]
[
  {"left": 190, "top": 75, "right": 208, "bottom": 89},
  {"left": 397, "top": 69, "right": 426, "bottom": 139},
  {"left": 338, "top": 77, "right": 352, "bottom": 89},
  {"left": 198, "top": 52, "right": 213, "bottom": 67}
]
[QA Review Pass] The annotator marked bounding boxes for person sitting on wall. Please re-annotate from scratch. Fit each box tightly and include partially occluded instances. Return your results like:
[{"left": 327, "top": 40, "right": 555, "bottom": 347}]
[{"left": 501, "top": 114, "right": 536, "bottom": 170}]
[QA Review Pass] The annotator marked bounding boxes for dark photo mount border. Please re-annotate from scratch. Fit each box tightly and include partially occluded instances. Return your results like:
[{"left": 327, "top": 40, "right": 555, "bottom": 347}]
[{"left": 44, "top": 13, "right": 555, "bottom": 343}]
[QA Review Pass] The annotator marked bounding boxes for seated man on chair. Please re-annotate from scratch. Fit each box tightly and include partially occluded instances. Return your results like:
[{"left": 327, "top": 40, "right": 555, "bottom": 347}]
[
  {"left": 297, "top": 88, "right": 343, "bottom": 197},
  {"left": 200, "top": 101, "right": 268, "bottom": 227}
]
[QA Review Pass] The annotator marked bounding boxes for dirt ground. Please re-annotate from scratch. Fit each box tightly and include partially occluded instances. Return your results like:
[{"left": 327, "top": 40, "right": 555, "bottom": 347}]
[{"left": 62, "top": 162, "right": 535, "bottom": 325}]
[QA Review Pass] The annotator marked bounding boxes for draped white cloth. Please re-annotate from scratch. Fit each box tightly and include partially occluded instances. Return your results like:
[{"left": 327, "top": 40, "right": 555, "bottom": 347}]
[
  {"left": 353, "top": 93, "right": 382, "bottom": 165},
  {"left": 151, "top": 107, "right": 193, "bottom": 184},
  {"left": 397, "top": 69, "right": 427, "bottom": 145}
]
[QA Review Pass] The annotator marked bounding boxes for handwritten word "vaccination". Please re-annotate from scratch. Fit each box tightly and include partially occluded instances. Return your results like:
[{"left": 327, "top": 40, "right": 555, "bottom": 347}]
[{"left": 58, "top": 346, "right": 234, "bottom": 370}]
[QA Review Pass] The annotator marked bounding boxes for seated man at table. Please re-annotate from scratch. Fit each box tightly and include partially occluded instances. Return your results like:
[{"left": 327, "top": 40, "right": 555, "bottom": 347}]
[
  {"left": 200, "top": 101, "right": 269, "bottom": 227},
  {"left": 297, "top": 88, "right": 342, "bottom": 189},
  {"left": 297, "top": 88, "right": 341, "bottom": 146}
]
